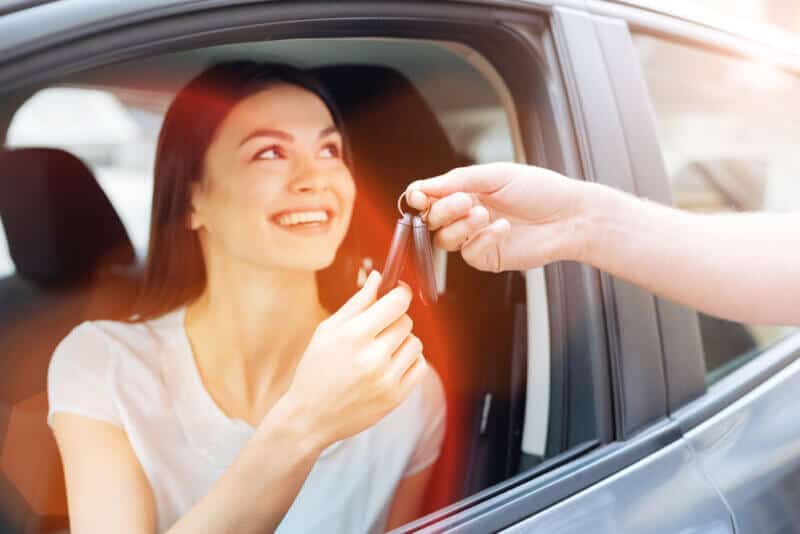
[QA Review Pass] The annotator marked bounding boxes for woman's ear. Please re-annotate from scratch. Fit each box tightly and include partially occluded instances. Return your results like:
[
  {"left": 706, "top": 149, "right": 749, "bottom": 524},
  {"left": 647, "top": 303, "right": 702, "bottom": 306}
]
[
  {"left": 187, "top": 181, "right": 205, "bottom": 230},
  {"left": 188, "top": 211, "right": 201, "bottom": 231}
]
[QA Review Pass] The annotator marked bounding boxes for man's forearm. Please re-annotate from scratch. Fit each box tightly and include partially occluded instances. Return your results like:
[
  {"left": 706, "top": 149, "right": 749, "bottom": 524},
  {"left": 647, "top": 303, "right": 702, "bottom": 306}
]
[{"left": 576, "top": 182, "right": 800, "bottom": 326}]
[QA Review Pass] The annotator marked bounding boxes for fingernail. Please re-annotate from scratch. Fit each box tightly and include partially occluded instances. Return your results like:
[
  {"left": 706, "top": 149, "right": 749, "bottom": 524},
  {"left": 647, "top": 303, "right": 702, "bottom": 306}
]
[
  {"left": 496, "top": 218, "right": 511, "bottom": 232},
  {"left": 367, "top": 270, "right": 380, "bottom": 285},
  {"left": 409, "top": 190, "right": 427, "bottom": 207},
  {"left": 397, "top": 280, "right": 413, "bottom": 297}
]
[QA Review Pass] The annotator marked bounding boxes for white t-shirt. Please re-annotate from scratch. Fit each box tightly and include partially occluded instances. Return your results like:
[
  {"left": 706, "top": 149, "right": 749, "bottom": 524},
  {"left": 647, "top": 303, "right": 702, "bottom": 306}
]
[{"left": 47, "top": 307, "right": 446, "bottom": 533}]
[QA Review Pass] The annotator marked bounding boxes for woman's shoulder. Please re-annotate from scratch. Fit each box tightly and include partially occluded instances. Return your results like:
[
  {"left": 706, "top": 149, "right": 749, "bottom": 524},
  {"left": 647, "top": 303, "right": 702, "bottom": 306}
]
[
  {"left": 418, "top": 364, "right": 445, "bottom": 414},
  {"left": 52, "top": 308, "right": 184, "bottom": 372}
]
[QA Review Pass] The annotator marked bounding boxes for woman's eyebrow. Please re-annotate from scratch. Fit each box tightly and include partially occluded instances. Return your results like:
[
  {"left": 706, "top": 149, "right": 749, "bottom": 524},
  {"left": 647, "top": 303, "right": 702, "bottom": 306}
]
[
  {"left": 238, "top": 126, "right": 339, "bottom": 148},
  {"left": 239, "top": 129, "right": 292, "bottom": 147},
  {"left": 318, "top": 125, "right": 339, "bottom": 139}
]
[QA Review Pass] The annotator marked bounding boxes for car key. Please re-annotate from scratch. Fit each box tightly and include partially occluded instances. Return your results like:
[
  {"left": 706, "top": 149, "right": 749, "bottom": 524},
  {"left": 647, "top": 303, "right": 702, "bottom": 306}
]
[
  {"left": 377, "top": 211, "right": 412, "bottom": 299},
  {"left": 411, "top": 214, "right": 438, "bottom": 305},
  {"left": 377, "top": 192, "right": 438, "bottom": 305}
]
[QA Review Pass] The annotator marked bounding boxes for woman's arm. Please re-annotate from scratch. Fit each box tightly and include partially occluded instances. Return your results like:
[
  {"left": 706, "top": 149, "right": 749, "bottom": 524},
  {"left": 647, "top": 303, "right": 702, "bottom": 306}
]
[
  {"left": 384, "top": 466, "right": 434, "bottom": 531},
  {"left": 579, "top": 182, "right": 800, "bottom": 325},
  {"left": 167, "top": 397, "right": 324, "bottom": 533},
  {"left": 51, "top": 415, "right": 157, "bottom": 533},
  {"left": 52, "top": 397, "right": 325, "bottom": 534}
]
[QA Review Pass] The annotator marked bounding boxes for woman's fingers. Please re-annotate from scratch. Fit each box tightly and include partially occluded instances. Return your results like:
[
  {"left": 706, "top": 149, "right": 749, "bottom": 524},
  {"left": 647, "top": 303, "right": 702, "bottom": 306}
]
[
  {"left": 374, "top": 314, "right": 414, "bottom": 357},
  {"left": 398, "top": 351, "right": 428, "bottom": 393},
  {"left": 329, "top": 270, "right": 381, "bottom": 323},
  {"left": 433, "top": 205, "right": 491, "bottom": 251},
  {"left": 355, "top": 284, "right": 412, "bottom": 337},
  {"left": 460, "top": 218, "right": 511, "bottom": 273},
  {"left": 387, "top": 335, "right": 424, "bottom": 381}
]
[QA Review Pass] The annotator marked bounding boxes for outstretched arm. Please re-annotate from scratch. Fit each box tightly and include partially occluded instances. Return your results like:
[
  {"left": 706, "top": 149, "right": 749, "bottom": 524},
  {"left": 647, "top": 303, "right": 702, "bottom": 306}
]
[
  {"left": 407, "top": 162, "right": 800, "bottom": 326},
  {"left": 578, "top": 181, "right": 800, "bottom": 326}
]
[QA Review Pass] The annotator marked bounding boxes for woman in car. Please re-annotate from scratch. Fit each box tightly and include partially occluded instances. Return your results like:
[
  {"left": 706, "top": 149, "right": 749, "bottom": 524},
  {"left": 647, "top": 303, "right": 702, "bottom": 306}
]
[{"left": 47, "top": 61, "right": 445, "bottom": 534}]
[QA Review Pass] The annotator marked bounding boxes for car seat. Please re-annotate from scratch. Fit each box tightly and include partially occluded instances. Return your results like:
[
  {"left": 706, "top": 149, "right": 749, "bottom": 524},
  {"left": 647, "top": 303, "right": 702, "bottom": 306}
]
[
  {"left": 313, "top": 65, "right": 526, "bottom": 515},
  {"left": 0, "top": 147, "right": 138, "bottom": 533}
]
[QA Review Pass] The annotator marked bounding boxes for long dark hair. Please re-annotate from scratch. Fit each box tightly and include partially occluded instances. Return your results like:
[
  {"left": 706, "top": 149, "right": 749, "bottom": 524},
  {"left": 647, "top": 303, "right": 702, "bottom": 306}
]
[{"left": 130, "top": 61, "right": 358, "bottom": 321}]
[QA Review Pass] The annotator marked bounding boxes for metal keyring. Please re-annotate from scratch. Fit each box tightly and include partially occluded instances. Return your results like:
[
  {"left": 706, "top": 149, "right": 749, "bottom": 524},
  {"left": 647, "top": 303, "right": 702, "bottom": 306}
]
[{"left": 398, "top": 190, "right": 430, "bottom": 220}]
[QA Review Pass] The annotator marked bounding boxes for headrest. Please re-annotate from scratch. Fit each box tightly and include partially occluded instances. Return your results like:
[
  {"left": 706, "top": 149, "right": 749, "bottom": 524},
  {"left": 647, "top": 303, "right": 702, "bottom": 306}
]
[
  {"left": 0, "top": 148, "right": 135, "bottom": 286},
  {"left": 313, "top": 65, "right": 470, "bottom": 198}
]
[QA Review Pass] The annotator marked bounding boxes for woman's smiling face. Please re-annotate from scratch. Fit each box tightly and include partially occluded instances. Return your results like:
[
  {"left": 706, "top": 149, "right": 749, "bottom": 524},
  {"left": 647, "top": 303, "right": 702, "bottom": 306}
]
[{"left": 189, "top": 83, "right": 355, "bottom": 273}]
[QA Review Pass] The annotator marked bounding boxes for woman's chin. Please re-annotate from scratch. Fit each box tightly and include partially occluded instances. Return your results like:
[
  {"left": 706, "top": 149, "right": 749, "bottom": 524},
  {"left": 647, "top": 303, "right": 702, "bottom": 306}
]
[{"left": 273, "top": 253, "right": 337, "bottom": 273}]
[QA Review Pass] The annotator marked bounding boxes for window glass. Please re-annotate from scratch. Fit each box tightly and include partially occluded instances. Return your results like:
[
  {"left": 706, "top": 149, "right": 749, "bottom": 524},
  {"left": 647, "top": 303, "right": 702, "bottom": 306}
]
[
  {"left": 7, "top": 87, "right": 164, "bottom": 262},
  {"left": 634, "top": 34, "right": 800, "bottom": 382}
]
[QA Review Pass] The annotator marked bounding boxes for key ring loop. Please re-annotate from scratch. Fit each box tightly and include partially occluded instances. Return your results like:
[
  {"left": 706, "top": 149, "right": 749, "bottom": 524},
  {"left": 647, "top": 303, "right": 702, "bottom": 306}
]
[{"left": 398, "top": 191, "right": 430, "bottom": 220}]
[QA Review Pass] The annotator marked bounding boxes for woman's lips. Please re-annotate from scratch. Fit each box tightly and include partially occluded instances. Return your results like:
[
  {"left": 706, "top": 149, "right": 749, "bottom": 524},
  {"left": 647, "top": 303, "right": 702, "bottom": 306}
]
[{"left": 269, "top": 208, "right": 335, "bottom": 234}]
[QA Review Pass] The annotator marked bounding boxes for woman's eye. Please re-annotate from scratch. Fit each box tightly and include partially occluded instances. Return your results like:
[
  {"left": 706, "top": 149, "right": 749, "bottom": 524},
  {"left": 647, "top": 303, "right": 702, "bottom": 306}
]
[
  {"left": 319, "top": 144, "right": 341, "bottom": 159},
  {"left": 254, "top": 146, "right": 284, "bottom": 160}
]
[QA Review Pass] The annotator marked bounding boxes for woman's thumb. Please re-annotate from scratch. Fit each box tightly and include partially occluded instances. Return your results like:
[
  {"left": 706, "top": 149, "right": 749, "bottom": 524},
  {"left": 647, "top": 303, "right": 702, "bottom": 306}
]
[{"left": 332, "top": 271, "right": 381, "bottom": 321}]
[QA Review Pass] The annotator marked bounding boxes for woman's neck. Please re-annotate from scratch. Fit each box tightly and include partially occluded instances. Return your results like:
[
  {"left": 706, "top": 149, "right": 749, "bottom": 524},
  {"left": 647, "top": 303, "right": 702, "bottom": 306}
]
[{"left": 183, "top": 263, "right": 327, "bottom": 425}]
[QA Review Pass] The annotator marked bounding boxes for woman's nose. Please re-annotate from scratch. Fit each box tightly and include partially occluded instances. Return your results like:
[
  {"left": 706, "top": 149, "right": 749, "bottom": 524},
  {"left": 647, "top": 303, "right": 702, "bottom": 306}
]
[{"left": 289, "top": 161, "right": 329, "bottom": 194}]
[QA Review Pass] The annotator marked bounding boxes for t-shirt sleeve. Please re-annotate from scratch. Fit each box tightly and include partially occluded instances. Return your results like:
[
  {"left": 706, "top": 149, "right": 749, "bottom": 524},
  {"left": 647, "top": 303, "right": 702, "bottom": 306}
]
[
  {"left": 47, "top": 321, "right": 121, "bottom": 428},
  {"left": 403, "top": 366, "right": 447, "bottom": 478}
]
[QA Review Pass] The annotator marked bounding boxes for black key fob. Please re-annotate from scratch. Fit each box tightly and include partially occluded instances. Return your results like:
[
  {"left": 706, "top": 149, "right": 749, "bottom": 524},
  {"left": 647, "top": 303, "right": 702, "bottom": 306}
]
[
  {"left": 377, "top": 212, "right": 412, "bottom": 298},
  {"left": 412, "top": 215, "right": 438, "bottom": 305}
]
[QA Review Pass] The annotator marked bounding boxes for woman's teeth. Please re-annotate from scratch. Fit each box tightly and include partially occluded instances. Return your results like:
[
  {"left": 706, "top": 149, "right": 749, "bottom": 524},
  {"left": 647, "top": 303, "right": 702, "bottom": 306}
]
[{"left": 276, "top": 210, "right": 329, "bottom": 227}]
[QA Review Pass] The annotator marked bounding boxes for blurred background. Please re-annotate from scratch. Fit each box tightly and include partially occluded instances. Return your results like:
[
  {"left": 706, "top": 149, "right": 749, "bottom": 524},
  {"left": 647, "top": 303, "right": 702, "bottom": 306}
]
[{"left": 671, "top": 0, "right": 800, "bottom": 35}]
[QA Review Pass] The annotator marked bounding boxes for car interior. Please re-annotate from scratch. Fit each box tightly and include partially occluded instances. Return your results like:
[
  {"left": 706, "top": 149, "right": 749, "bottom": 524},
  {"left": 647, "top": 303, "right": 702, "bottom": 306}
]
[{"left": 0, "top": 37, "right": 547, "bottom": 532}]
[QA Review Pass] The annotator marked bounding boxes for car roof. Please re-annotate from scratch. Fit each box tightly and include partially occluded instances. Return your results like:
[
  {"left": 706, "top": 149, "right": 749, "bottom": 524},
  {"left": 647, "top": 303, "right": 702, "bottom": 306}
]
[
  {"left": 594, "top": 0, "right": 800, "bottom": 56},
  {"left": 0, "top": 0, "right": 797, "bottom": 67}
]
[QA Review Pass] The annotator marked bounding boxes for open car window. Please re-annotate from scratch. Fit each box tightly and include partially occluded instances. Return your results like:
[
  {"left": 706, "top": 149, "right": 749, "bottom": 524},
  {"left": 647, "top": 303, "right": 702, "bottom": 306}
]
[{"left": 0, "top": 31, "right": 600, "bottom": 533}]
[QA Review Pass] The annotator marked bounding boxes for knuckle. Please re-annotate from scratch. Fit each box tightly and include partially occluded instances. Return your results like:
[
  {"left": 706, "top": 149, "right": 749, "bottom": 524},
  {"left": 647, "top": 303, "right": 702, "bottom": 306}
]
[
  {"left": 436, "top": 233, "right": 461, "bottom": 252},
  {"left": 343, "top": 322, "right": 366, "bottom": 343},
  {"left": 384, "top": 382, "right": 403, "bottom": 403},
  {"left": 409, "top": 335, "right": 423, "bottom": 354},
  {"left": 361, "top": 354, "right": 384, "bottom": 378},
  {"left": 375, "top": 371, "right": 395, "bottom": 394}
]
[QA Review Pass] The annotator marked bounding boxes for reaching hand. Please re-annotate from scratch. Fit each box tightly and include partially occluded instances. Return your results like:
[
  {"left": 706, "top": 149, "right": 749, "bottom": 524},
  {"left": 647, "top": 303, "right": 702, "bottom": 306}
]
[{"left": 406, "top": 162, "right": 586, "bottom": 272}]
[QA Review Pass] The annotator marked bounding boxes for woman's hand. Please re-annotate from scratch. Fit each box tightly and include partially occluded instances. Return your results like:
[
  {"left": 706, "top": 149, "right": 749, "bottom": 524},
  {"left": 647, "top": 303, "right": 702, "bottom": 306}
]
[
  {"left": 278, "top": 271, "right": 427, "bottom": 447},
  {"left": 406, "top": 162, "right": 588, "bottom": 272}
]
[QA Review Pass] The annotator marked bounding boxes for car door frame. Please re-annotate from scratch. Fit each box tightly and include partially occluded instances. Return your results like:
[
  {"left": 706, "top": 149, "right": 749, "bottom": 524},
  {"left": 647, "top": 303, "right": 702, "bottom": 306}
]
[{"left": 0, "top": 1, "right": 619, "bottom": 532}]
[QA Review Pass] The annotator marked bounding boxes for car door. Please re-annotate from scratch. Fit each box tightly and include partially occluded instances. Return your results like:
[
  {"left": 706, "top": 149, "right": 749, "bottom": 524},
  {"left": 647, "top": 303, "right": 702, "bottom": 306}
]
[
  {"left": 620, "top": 10, "right": 800, "bottom": 534},
  {"left": 495, "top": 6, "right": 734, "bottom": 533},
  {"left": 512, "top": 2, "right": 800, "bottom": 533}
]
